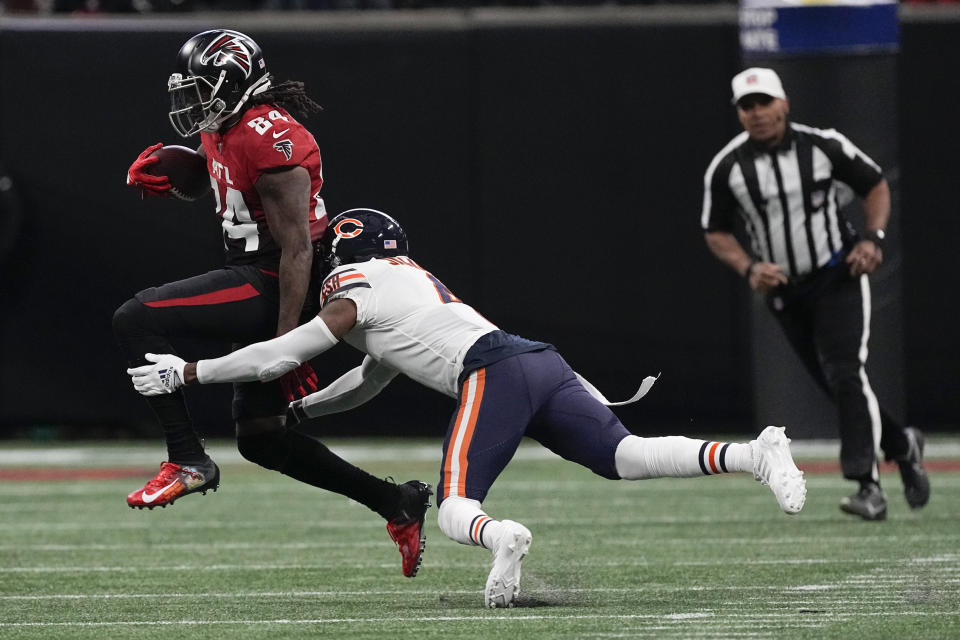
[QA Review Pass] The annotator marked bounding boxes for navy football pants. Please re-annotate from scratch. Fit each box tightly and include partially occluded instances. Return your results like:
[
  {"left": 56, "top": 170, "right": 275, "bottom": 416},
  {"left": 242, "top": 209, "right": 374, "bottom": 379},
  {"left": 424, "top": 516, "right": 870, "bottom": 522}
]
[{"left": 438, "top": 349, "right": 631, "bottom": 505}]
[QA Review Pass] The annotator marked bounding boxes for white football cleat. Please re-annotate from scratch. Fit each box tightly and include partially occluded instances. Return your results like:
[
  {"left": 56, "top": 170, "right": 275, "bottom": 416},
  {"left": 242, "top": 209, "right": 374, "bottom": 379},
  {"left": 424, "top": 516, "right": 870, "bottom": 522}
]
[
  {"left": 752, "top": 426, "right": 806, "bottom": 514},
  {"left": 484, "top": 520, "right": 532, "bottom": 608}
]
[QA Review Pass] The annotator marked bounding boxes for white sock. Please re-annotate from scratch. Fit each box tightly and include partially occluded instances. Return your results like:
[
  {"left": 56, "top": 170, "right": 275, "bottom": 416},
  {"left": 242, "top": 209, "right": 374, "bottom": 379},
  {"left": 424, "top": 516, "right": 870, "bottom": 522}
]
[
  {"left": 614, "top": 435, "right": 754, "bottom": 479},
  {"left": 438, "top": 496, "right": 504, "bottom": 549},
  {"left": 727, "top": 442, "right": 754, "bottom": 474}
]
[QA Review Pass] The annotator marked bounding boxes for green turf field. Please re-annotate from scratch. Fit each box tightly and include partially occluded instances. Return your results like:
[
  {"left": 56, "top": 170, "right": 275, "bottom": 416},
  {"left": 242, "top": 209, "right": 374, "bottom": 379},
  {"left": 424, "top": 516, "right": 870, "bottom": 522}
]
[{"left": 1, "top": 438, "right": 958, "bottom": 639}]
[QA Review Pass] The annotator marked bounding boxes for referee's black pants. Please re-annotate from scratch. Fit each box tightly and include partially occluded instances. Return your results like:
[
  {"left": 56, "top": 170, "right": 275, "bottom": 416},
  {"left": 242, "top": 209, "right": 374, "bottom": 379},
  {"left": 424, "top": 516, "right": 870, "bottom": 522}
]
[{"left": 766, "top": 263, "right": 909, "bottom": 483}]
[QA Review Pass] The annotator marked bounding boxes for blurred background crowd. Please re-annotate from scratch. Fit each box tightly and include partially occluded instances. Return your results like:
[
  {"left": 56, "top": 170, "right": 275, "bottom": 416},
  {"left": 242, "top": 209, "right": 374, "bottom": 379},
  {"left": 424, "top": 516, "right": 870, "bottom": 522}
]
[
  {"left": 2, "top": 0, "right": 742, "bottom": 14},
  {"left": 0, "top": 0, "right": 941, "bottom": 17}
]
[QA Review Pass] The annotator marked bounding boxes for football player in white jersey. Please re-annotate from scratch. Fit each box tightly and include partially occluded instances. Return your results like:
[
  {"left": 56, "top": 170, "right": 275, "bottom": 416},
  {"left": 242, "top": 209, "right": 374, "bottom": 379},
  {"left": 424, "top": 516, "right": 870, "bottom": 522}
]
[{"left": 128, "top": 208, "right": 807, "bottom": 608}]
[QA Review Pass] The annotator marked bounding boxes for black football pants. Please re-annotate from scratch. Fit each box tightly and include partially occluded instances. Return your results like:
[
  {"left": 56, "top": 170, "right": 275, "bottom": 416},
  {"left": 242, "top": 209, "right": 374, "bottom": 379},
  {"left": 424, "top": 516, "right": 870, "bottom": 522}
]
[
  {"left": 113, "top": 265, "right": 291, "bottom": 423},
  {"left": 766, "top": 263, "right": 909, "bottom": 482},
  {"left": 112, "top": 265, "right": 405, "bottom": 520}
]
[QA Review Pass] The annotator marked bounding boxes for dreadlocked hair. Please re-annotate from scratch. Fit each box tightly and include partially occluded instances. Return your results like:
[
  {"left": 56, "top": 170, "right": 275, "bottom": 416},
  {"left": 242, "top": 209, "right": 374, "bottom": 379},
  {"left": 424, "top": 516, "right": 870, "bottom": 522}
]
[{"left": 249, "top": 77, "right": 323, "bottom": 118}]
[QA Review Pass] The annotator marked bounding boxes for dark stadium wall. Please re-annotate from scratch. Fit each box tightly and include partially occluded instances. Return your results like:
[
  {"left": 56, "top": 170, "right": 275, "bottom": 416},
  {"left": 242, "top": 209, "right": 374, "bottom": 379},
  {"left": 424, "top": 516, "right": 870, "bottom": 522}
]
[
  {"left": 898, "top": 17, "right": 960, "bottom": 433},
  {"left": 0, "top": 11, "right": 954, "bottom": 438}
]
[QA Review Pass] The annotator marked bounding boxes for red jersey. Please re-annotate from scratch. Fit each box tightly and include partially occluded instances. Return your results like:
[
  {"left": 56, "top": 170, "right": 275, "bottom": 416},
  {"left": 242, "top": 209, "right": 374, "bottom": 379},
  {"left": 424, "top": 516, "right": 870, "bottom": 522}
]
[{"left": 200, "top": 104, "right": 327, "bottom": 269}]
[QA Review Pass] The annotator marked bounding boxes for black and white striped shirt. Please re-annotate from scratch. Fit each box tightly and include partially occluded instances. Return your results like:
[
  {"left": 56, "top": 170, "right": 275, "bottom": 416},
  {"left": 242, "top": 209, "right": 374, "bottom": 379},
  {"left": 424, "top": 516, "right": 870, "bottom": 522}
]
[{"left": 701, "top": 122, "right": 884, "bottom": 279}]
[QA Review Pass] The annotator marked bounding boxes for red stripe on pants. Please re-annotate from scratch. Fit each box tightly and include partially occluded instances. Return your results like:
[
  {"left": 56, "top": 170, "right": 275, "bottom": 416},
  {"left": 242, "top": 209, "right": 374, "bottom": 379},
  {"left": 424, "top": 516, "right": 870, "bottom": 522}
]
[{"left": 143, "top": 283, "right": 260, "bottom": 308}]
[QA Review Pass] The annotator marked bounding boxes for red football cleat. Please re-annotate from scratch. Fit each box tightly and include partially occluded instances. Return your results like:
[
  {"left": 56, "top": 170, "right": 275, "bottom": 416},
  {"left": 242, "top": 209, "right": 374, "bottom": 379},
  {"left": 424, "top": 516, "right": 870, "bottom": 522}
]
[
  {"left": 386, "top": 481, "right": 433, "bottom": 578},
  {"left": 126, "top": 460, "right": 220, "bottom": 509}
]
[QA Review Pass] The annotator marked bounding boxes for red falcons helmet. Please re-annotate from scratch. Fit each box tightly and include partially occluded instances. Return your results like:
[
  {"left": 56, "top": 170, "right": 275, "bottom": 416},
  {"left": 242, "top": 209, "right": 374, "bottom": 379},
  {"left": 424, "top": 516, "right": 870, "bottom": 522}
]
[{"left": 168, "top": 29, "right": 271, "bottom": 137}]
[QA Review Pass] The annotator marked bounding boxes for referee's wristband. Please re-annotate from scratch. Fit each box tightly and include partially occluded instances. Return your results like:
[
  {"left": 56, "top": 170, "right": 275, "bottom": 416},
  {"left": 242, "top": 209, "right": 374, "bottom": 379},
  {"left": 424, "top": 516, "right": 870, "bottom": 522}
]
[{"left": 744, "top": 260, "right": 758, "bottom": 279}]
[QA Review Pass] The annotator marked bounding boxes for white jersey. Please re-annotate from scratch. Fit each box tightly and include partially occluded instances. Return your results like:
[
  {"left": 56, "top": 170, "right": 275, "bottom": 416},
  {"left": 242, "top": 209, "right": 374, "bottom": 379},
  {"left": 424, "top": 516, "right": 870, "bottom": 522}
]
[
  {"left": 190, "top": 254, "right": 657, "bottom": 414},
  {"left": 320, "top": 256, "right": 498, "bottom": 398}
]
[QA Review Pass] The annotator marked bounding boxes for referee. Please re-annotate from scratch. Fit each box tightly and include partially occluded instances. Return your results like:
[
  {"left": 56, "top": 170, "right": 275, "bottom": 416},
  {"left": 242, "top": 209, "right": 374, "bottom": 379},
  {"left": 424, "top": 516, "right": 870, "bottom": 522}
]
[{"left": 700, "top": 67, "right": 929, "bottom": 520}]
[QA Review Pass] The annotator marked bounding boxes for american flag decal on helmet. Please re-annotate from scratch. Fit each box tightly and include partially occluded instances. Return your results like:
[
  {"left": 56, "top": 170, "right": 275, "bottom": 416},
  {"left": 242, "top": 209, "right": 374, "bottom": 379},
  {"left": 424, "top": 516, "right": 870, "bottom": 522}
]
[{"left": 200, "top": 34, "right": 254, "bottom": 78}]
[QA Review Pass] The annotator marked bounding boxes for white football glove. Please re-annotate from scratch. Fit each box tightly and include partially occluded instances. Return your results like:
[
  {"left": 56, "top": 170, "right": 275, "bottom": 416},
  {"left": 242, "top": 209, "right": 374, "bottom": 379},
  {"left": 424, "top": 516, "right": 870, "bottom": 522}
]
[{"left": 127, "top": 353, "right": 186, "bottom": 396}]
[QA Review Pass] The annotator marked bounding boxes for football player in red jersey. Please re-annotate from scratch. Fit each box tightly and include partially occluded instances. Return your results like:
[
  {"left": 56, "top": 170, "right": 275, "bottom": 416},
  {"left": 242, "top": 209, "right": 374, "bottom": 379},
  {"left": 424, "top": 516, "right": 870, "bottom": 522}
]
[{"left": 118, "top": 30, "right": 430, "bottom": 577}]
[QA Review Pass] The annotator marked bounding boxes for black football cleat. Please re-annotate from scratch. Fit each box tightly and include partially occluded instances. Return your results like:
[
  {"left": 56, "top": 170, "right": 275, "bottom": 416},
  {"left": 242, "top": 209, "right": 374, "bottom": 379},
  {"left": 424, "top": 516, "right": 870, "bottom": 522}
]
[
  {"left": 840, "top": 482, "right": 887, "bottom": 521},
  {"left": 897, "top": 427, "right": 930, "bottom": 509}
]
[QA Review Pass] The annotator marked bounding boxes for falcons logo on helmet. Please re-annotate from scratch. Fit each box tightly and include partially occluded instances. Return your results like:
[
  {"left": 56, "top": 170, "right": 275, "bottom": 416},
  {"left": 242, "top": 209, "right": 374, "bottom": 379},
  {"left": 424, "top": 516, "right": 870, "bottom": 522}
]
[{"left": 200, "top": 34, "right": 254, "bottom": 78}]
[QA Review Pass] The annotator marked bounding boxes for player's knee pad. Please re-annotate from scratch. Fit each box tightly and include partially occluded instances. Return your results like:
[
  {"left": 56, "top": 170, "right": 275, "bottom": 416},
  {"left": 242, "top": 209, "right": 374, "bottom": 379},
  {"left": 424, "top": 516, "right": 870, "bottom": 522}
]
[
  {"left": 112, "top": 298, "right": 176, "bottom": 366},
  {"left": 111, "top": 298, "right": 149, "bottom": 338},
  {"left": 614, "top": 434, "right": 705, "bottom": 480},
  {"left": 112, "top": 296, "right": 170, "bottom": 341},
  {"left": 615, "top": 435, "right": 654, "bottom": 479},
  {"left": 236, "top": 427, "right": 291, "bottom": 472},
  {"left": 437, "top": 496, "right": 484, "bottom": 546}
]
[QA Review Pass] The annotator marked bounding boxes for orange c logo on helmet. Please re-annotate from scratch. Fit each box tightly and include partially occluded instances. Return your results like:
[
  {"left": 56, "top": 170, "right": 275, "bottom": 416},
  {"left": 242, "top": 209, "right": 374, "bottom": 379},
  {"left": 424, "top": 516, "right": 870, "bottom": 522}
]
[{"left": 334, "top": 218, "right": 364, "bottom": 239}]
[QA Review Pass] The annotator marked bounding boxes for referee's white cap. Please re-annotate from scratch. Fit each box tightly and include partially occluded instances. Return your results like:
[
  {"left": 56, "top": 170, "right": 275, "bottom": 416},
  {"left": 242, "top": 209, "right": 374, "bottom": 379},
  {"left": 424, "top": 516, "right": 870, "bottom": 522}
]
[{"left": 731, "top": 67, "right": 786, "bottom": 105}]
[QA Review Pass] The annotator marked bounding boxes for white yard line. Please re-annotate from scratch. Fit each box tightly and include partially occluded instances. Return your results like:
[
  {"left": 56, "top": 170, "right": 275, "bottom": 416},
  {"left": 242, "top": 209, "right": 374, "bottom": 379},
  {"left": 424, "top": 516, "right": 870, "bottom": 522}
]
[
  {"left": 2, "top": 533, "right": 958, "bottom": 552},
  {"left": 2, "top": 474, "right": 960, "bottom": 499},
  {"left": 2, "top": 555, "right": 956, "bottom": 574},
  {"left": 2, "top": 580, "right": 953, "bottom": 601},
  {"left": 0, "top": 610, "right": 956, "bottom": 629},
  {"left": 2, "top": 511, "right": 959, "bottom": 531}
]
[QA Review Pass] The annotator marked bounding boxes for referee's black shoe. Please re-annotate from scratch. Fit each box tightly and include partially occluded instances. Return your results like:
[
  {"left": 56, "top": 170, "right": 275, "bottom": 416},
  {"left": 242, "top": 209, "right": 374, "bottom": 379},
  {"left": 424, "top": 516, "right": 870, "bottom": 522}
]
[
  {"left": 840, "top": 482, "right": 887, "bottom": 521},
  {"left": 896, "top": 427, "right": 931, "bottom": 509}
]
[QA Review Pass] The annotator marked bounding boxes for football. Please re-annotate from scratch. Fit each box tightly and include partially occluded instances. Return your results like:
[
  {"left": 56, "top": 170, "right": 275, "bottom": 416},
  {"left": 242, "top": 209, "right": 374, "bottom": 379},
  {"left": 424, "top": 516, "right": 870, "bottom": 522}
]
[{"left": 146, "top": 145, "right": 210, "bottom": 201}]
